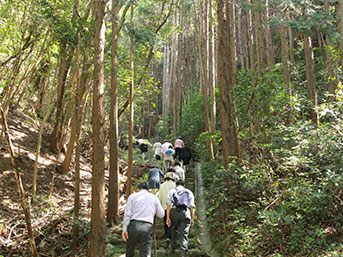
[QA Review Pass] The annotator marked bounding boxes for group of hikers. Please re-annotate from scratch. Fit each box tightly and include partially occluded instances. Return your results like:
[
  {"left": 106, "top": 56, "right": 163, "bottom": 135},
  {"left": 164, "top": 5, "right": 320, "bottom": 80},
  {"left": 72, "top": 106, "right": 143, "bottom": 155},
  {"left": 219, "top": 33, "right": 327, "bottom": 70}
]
[
  {"left": 122, "top": 137, "right": 195, "bottom": 257},
  {"left": 137, "top": 137, "right": 192, "bottom": 172}
]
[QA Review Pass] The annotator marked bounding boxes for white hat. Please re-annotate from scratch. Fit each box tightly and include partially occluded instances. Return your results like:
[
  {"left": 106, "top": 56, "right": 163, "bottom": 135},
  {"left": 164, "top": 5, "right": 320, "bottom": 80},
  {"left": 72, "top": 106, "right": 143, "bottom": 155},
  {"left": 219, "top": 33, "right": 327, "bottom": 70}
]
[{"left": 164, "top": 172, "right": 174, "bottom": 179}]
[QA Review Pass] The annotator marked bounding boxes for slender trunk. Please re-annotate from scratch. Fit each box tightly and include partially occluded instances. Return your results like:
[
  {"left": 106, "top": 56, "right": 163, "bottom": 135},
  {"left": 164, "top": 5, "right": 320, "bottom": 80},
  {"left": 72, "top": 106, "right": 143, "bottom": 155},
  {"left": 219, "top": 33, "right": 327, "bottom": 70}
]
[
  {"left": 107, "top": 0, "right": 120, "bottom": 226},
  {"left": 247, "top": 0, "right": 255, "bottom": 72},
  {"left": 126, "top": 6, "right": 134, "bottom": 199},
  {"left": 72, "top": 33, "right": 82, "bottom": 254},
  {"left": 0, "top": 108, "right": 38, "bottom": 257},
  {"left": 50, "top": 45, "right": 73, "bottom": 152},
  {"left": 336, "top": 1, "right": 343, "bottom": 73},
  {"left": 303, "top": 34, "right": 319, "bottom": 125},
  {"left": 254, "top": 0, "right": 265, "bottom": 76},
  {"left": 62, "top": 43, "right": 91, "bottom": 174},
  {"left": 90, "top": 0, "right": 107, "bottom": 255},
  {"left": 32, "top": 73, "right": 53, "bottom": 197},
  {"left": 229, "top": 0, "right": 237, "bottom": 83},
  {"left": 288, "top": 12, "right": 295, "bottom": 63},
  {"left": 264, "top": 0, "right": 274, "bottom": 68},
  {"left": 202, "top": 0, "right": 210, "bottom": 133},
  {"left": 162, "top": 44, "right": 169, "bottom": 117},
  {"left": 280, "top": 24, "right": 292, "bottom": 125},
  {"left": 209, "top": 0, "right": 216, "bottom": 159},
  {"left": 177, "top": 8, "right": 183, "bottom": 132}
]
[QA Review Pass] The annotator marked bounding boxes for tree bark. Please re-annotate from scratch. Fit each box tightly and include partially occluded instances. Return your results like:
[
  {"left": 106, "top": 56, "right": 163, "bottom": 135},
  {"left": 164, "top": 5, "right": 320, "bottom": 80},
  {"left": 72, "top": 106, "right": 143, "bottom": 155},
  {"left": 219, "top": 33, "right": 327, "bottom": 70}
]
[
  {"left": 217, "top": 0, "right": 240, "bottom": 168},
  {"left": 280, "top": 24, "right": 292, "bottom": 125},
  {"left": 247, "top": 0, "right": 255, "bottom": 73},
  {"left": 254, "top": 0, "right": 265, "bottom": 77},
  {"left": 264, "top": 0, "right": 274, "bottom": 68},
  {"left": 50, "top": 44, "right": 73, "bottom": 152},
  {"left": 32, "top": 73, "right": 53, "bottom": 197},
  {"left": 62, "top": 43, "right": 91, "bottom": 174},
  {"left": 107, "top": 0, "right": 120, "bottom": 226},
  {"left": 72, "top": 32, "right": 82, "bottom": 254},
  {"left": 126, "top": 5, "right": 134, "bottom": 199},
  {"left": 0, "top": 107, "right": 38, "bottom": 257},
  {"left": 209, "top": 0, "right": 216, "bottom": 159},
  {"left": 336, "top": 0, "right": 343, "bottom": 74},
  {"left": 303, "top": 34, "right": 319, "bottom": 125},
  {"left": 90, "top": 0, "right": 107, "bottom": 255}
]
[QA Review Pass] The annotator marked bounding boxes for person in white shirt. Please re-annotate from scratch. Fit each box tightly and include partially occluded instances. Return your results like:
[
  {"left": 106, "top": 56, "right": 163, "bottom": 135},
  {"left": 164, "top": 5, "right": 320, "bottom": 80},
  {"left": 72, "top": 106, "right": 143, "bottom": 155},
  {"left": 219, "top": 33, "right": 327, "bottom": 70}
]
[
  {"left": 161, "top": 140, "right": 173, "bottom": 159},
  {"left": 174, "top": 161, "right": 185, "bottom": 181},
  {"left": 153, "top": 141, "right": 162, "bottom": 160},
  {"left": 157, "top": 169, "right": 177, "bottom": 242},
  {"left": 122, "top": 182, "right": 164, "bottom": 257}
]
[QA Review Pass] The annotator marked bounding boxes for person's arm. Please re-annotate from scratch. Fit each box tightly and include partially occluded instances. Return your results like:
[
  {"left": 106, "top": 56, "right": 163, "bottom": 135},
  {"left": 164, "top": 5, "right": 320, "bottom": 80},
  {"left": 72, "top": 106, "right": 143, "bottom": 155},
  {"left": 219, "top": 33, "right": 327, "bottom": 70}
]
[
  {"left": 122, "top": 196, "right": 133, "bottom": 242},
  {"left": 190, "top": 206, "right": 195, "bottom": 228},
  {"left": 166, "top": 190, "right": 173, "bottom": 227},
  {"left": 166, "top": 204, "right": 172, "bottom": 227}
]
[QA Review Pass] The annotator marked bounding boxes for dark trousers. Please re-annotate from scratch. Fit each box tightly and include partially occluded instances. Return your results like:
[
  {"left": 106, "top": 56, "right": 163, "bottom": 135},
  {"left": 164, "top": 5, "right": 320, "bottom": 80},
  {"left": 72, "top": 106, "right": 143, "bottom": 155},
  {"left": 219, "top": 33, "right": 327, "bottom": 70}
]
[
  {"left": 175, "top": 148, "right": 182, "bottom": 160},
  {"left": 126, "top": 220, "right": 153, "bottom": 257},
  {"left": 170, "top": 208, "right": 191, "bottom": 257},
  {"left": 163, "top": 210, "right": 172, "bottom": 240}
]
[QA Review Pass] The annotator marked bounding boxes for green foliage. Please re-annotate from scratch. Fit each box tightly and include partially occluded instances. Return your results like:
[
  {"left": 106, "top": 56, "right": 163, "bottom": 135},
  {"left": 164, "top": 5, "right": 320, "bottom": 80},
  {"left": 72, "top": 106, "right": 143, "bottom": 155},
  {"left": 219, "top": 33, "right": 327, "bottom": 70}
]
[
  {"left": 201, "top": 92, "right": 343, "bottom": 255},
  {"left": 179, "top": 91, "right": 206, "bottom": 145}
]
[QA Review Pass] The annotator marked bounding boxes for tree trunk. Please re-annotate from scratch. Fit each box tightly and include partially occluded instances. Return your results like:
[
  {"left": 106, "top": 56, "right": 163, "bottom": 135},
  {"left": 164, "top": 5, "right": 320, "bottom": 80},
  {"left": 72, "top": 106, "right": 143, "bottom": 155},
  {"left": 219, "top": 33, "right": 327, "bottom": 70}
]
[
  {"left": 264, "top": 0, "right": 274, "bottom": 68},
  {"left": 126, "top": 5, "right": 134, "bottom": 199},
  {"left": 287, "top": 12, "right": 295, "bottom": 63},
  {"left": 50, "top": 45, "right": 73, "bottom": 152},
  {"left": 107, "top": 0, "right": 120, "bottom": 226},
  {"left": 229, "top": 0, "right": 237, "bottom": 83},
  {"left": 62, "top": 42, "right": 91, "bottom": 174},
  {"left": 280, "top": 24, "right": 292, "bottom": 125},
  {"left": 177, "top": 7, "right": 183, "bottom": 132},
  {"left": 0, "top": 107, "right": 38, "bottom": 257},
  {"left": 90, "top": 0, "right": 107, "bottom": 255},
  {"left": 72, "top": 33, "right": 82, "bottom": 254},
  {"left": 247, "top": 0, "right": 255, "bottom": 73},
  {"left": 209, "top": 0, "right": 216, "bottom": 159},
  {"left": 32, "top": 73, "right": 53, "bottom": 197},
  {"left": 254, "top": 0, "right": 265, "bottom": 77},
  {"left": 303, "top": 34, "right": 319, "bottom": 125},
  {"left": 336, "top": 0, "right": 343, "bottom": 74},
  {"left": 162, "top": 44, "right": 170, "bottom": 117},
  {"left": 217, "top": 0, "right": 240, "bottom": 168}
]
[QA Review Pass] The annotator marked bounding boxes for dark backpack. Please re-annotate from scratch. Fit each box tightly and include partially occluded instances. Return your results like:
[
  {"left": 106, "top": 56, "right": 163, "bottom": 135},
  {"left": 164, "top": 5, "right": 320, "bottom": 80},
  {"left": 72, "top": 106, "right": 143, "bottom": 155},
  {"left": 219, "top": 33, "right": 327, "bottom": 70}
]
[{"left": 173, "top": 188, "right": 190, "bottom": 208}]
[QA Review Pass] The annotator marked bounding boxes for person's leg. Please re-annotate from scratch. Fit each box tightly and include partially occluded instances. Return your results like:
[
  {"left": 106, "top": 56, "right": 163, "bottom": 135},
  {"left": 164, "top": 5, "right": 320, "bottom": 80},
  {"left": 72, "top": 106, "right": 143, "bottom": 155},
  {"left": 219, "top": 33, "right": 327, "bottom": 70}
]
[
  {"left": 126, "top": 221, "right": 140, "bottom": 257},
  {"left": 178, "top": 210, "right": 191, "bottom": 257},
  {"left": 170, "top": 209, "right": 181, "bottom": 251},
  {"left": 137, "top": 222, "right": 153, "bottom": 257}
]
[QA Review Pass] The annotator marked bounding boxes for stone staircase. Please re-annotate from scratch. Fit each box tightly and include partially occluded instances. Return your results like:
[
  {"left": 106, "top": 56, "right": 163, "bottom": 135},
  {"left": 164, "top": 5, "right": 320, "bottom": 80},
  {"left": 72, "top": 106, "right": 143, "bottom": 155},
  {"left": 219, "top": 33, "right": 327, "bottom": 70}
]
[{"left": 106, "top": 164, "right": 209, "bottom": 257}]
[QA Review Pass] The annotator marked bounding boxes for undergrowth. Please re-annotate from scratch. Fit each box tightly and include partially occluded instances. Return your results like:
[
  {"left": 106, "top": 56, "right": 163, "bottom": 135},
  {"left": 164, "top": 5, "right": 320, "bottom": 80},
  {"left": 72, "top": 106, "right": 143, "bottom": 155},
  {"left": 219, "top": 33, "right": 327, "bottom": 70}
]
[{"left": 200, "top": 117, "right": 343, "bottom": 256}]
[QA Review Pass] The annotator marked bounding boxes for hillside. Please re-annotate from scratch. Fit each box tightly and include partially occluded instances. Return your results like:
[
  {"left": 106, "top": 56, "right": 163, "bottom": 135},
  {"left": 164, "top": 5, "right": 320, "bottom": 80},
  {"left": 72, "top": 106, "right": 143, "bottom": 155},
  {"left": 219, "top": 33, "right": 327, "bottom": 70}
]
[{"left": 0, "top": 108, "right": 149, "bottom": 256}]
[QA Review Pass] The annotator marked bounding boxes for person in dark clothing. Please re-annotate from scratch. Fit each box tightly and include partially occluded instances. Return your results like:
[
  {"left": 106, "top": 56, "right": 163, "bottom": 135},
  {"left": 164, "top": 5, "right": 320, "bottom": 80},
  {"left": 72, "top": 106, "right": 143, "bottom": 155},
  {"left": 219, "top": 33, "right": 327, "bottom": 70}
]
[
  {"left": 148, "top": 166, "right": 165, "bottom": 194},
  {"left": 137, "top": 139, "right": 149, "bottom": 160},
  {"left": 180, "top": 144, "right": 192, "bottom": 171}
]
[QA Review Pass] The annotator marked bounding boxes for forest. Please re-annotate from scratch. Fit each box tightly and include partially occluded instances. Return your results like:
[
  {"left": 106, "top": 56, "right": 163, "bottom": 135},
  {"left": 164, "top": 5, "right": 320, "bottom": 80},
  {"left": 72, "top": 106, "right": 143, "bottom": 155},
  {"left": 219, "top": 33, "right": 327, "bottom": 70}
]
[{"left": 1, "top": 0, "right": 343, "bottom": 256}]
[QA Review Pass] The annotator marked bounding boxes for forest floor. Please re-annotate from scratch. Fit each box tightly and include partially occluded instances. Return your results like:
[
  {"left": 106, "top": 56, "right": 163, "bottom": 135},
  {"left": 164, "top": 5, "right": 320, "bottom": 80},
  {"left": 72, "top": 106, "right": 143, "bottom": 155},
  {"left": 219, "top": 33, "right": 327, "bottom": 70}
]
[{"left": 0, "top": 108, "right": 152, "bottom": 256}]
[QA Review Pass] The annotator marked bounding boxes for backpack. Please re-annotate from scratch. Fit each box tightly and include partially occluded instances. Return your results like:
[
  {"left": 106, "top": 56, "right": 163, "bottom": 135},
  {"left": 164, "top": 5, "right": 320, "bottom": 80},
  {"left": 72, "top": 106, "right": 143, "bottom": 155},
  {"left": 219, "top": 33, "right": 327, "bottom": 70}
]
[
  {"left": 165, "top": 149, "right": 173, "bottom": 155},
  {"left": 173, "top": 188, "right": 190, "bottom": 209}
]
